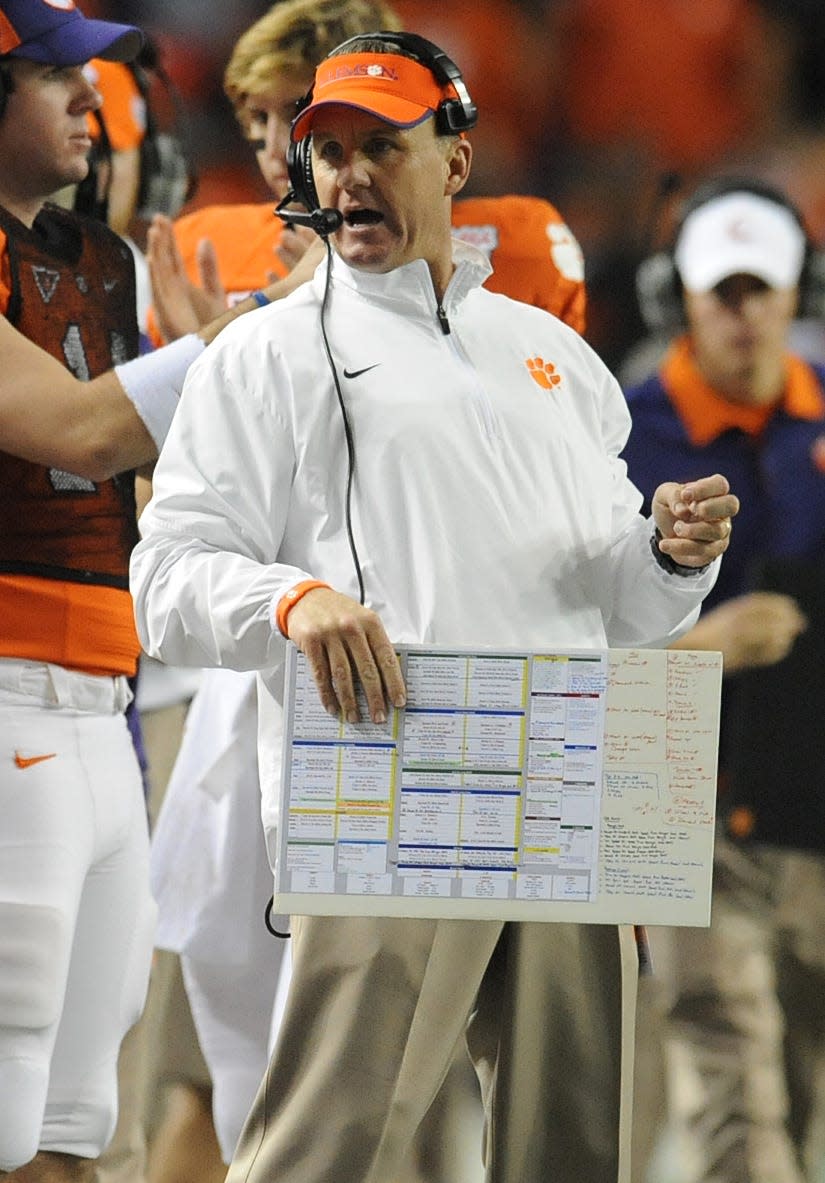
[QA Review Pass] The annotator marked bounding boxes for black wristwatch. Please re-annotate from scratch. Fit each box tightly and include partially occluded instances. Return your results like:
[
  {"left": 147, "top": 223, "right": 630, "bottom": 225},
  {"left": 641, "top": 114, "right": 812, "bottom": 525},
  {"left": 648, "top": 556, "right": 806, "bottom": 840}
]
[{"left": 650, "top": 528, "right": 710, "bottom": 577}]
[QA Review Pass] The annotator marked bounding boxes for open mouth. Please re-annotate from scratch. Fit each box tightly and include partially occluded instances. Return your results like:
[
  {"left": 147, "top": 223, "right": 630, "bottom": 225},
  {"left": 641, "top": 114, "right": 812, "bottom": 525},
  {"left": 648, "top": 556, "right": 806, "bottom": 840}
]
[{"left": 345, "top": 209, "right": 383, "bottom": 226}]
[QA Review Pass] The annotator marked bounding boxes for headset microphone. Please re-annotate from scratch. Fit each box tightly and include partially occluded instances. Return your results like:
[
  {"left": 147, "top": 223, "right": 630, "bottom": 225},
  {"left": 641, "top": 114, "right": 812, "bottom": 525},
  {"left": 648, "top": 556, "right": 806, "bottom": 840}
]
[{"left": 274, "top": 192, "right": 343, "bottom": 236}]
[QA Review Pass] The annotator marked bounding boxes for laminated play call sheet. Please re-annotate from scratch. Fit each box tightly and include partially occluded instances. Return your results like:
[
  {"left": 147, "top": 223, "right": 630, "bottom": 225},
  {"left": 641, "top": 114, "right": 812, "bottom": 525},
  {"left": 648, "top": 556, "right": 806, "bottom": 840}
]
[{"left": 274, "top": 646, "right": 722, "bottom": 925}]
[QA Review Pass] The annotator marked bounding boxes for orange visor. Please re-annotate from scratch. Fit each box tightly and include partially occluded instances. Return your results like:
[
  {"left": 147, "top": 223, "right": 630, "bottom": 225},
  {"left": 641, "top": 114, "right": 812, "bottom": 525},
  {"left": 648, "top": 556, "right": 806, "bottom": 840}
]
[{"left": 291, "top": 52, "right": 456, "bottom": 140}]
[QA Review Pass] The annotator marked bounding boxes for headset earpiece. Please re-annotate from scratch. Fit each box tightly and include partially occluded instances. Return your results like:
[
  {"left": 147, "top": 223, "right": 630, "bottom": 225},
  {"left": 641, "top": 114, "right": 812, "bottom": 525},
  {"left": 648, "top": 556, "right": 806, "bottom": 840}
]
[
  {"left": 279, "top": 136, "right": 341, "bottom": 234},
  {"left": 285, "top": 122, "right": 320, "bottom": 215},
  {"left": 136, "top": 126, "right": 195, "bottom": 221},
  {"left": 130, "top": 49, "right": 197, "bottom": 221},
  {"left": 635, "top": 250, "right": 683, "bottom": 336},
  {"left": 636, "top": 176, "right": 825, "bottom": 333}
]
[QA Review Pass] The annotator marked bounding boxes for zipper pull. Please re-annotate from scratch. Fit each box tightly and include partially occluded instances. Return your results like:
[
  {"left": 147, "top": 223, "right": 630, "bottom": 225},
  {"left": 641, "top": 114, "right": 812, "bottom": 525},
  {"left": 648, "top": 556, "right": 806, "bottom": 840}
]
[{"left": 436, "top": 302, "right": 451, "bottom": 335}]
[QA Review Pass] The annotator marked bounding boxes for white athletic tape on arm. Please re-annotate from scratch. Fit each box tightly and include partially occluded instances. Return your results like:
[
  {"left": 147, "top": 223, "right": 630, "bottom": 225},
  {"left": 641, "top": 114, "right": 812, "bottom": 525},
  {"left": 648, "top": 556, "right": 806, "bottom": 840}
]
[{"left": 114, "top": 333, "right": 206, "bottom": 450}]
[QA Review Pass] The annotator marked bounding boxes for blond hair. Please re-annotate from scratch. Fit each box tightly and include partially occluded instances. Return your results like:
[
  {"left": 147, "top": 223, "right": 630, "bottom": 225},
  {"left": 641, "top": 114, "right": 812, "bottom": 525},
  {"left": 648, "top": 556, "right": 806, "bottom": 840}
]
[{"left": 224, "top": 0, "right": 402, "bottom": 122}]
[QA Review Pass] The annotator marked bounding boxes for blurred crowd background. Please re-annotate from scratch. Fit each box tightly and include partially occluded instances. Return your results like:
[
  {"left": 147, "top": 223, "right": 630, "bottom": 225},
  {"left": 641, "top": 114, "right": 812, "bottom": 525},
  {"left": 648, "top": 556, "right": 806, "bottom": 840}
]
[{"left": 84, "top": 0, "right": 825, "bottom": 372}]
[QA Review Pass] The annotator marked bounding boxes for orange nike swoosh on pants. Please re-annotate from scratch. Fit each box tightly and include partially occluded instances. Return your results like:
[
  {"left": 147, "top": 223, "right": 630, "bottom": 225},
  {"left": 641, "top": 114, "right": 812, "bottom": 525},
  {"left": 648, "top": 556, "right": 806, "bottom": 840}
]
[{"left": 14, "top": 751, "right": 57, "bottom": 769}]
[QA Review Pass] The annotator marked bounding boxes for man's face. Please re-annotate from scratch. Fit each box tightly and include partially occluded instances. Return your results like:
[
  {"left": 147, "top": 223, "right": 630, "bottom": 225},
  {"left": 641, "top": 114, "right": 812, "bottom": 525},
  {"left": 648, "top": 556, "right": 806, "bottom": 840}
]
[
  {"left": 309, "top": 107, "right": 470, "bottom": 281},
  {"left": 684, "top": 273, "right": 798, "bottom": 404},
  {"left": 0, "top": 59, "right": 101, "bottom": 209},
  {"left": 241, "top": 70, "right": 314, "bottom": 201}
]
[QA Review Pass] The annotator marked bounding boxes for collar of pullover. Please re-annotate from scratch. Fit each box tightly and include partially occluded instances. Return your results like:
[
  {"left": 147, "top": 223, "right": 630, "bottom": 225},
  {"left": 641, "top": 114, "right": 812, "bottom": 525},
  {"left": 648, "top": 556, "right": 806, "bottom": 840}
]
[{"left": 312, "top": 238, "right": 493, "bottom": 322}]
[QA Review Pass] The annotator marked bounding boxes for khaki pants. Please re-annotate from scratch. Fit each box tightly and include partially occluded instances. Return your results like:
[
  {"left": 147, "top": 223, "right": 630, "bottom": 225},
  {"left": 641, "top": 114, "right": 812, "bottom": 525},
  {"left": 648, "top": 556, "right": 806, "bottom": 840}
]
[
  {"left": 655, "top": 837, "right": 825, "bottom": 1183},
  {"left": 228, "top": 916, "right": 637, "bottom": 1183}
]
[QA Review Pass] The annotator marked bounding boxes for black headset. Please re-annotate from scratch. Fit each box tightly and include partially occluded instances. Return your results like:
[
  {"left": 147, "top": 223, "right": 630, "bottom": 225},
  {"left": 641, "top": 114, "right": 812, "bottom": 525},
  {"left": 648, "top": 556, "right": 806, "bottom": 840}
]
[
  {"left": 130, "top": 43, "right": 197, "bottom": 222},
  {"left": 636, "top": 176, "right": 825, "bottom": 334},
  {"left": 278, "top": 30, "right": 477, "bottom": 234}
]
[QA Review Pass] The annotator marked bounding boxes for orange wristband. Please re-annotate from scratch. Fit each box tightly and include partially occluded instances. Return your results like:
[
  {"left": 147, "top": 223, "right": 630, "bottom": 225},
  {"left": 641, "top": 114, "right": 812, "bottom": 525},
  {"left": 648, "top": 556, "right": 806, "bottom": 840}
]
[{"left": 276, "top": 579, "right": 331, "bottom": 637}]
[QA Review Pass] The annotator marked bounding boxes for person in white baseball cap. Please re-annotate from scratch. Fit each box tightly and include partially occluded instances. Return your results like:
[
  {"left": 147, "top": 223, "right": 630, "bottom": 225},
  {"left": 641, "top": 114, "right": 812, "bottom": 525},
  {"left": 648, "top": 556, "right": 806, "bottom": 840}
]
[{"left": 623, "top": 176, "right": 825, "bottom": 1183}]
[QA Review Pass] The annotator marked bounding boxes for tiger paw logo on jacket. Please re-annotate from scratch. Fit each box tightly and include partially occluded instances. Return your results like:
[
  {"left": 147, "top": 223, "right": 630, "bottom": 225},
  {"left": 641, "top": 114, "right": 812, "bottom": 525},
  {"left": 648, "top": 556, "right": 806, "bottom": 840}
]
[{"left": 526, "top": 357, "right": 562, "bottom": 390}]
